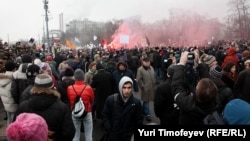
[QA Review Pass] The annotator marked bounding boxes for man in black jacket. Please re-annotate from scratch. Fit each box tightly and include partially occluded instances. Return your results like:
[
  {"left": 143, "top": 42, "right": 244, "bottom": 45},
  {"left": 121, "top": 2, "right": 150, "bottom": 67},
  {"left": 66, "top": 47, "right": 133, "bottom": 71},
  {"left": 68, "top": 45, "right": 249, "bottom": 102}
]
[
  {"left": 154, "top": 64, "right": 179, "bottom": 126},
  {"left": 102, "top": 76, "right": 143, "bottom": 141}
]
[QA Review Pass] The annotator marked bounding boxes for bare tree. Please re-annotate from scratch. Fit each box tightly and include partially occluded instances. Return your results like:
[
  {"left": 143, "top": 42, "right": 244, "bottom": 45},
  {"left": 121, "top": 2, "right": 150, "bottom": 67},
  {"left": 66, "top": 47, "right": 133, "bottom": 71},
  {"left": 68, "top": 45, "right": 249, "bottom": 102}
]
[{"left": 227, "top": 0, "right": 250, "bottom": 39}]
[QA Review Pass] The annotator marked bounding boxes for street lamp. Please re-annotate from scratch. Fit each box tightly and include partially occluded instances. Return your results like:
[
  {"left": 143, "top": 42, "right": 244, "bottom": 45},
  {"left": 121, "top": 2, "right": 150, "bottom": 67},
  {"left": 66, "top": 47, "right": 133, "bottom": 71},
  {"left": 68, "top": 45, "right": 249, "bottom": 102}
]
[{"left": 44, "top": 0, "right": 50, "bottom": 53}]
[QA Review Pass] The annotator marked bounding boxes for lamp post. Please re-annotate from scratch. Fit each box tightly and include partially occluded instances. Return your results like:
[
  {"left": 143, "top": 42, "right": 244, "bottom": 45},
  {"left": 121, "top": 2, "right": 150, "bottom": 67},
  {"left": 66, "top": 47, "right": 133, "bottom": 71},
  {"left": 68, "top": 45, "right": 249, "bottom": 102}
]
[{"left": 44, "top": 0, "right": 50, "bottom": 53}]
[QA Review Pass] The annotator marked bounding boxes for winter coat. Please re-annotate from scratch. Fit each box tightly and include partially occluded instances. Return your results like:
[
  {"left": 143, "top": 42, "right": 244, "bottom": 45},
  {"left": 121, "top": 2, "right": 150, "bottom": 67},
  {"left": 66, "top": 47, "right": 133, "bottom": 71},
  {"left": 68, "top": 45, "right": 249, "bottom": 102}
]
[
  {"left": 57, "top": 77, "right": 75, "bottom": 107},
  {"left": 15, "top": 88, "right": 75, "bottom": 141},
  {"left": 0, "top": 72, "right": 18, "bottom": 112},
  {"left": 11, "top": 63, "right": 31, "bottom": 104},
  {"left": 171, "top": 65, "right": 217, "bottom": 125},
  {"left": 112, "top": 62, "right": 138, "bottom": 92},
  {"left": 154, "top": 78, "right": 179, "bottom": 125},
  {"left": 91, "top": 69, "right": 115, "bottom": 119},
  {"left": 136, "top": 65, "right": 155, "bottom": 101},
  {"left": 102, "top": 76, "right": 143, "bottom": 141},
  {"left": 67, "top": 81, "right": 94, "bottom": 112},
  {"left": 222, "top": 47, "right": 239, "bottom": 68}
]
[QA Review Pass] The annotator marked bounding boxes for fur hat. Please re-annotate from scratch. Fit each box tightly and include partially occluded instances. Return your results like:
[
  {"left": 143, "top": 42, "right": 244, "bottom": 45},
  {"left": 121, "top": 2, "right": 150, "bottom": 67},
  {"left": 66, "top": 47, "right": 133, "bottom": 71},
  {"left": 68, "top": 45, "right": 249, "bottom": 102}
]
[
  {"left": 200, "top": 54, "right": 216, "bottom": 65},
  {"left": 74, "top": 69, "right": 84, "bottom": 80},
  {"left": 209, "top": 65, "right": 223, "bottom": 79},
  {"left": 244, "top": 59, "right": 250, "bottom": 65},
  {"left": 21, "top": 54, "right": 32, "bottom": 63},
  {"left": 6, "top": 113, "right": 48, "bottom": 141},
  {"left": 4, "top": 61, "right": 16, "bottom": 71},
  {"left": 34, "top": 74, "right": 53, "bottom": 88},
  {"left": 26, "top": 64, "right": 41, "bottom": 79}
]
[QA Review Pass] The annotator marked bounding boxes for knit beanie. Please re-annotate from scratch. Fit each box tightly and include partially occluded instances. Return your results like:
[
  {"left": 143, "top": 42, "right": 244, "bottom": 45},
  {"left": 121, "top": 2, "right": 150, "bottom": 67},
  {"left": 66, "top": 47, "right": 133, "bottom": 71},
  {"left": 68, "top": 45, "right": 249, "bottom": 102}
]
[
  {"left": 26, "top": 64, "right": 41, "bottom": 79},
  {"left": 4, "top": 61, "right": 16, "bottom": 71},
  {"left": 209, "top": 65, "right": 223, "bottom": 79},
  {"left": 34, "top": 74, "right": 53, "bottom": 88},
  {"left": 6, "top": 113, "right": 48, "bottom": 141},
  {"left": 21, "top": 54, "right": 32, "bottom": 63},
  {"left": 74, "top": 69, "right": 84, "bottom": 80},
  {"left": 200, "top": 54, "right": 216, "bottom": 65},
  {"left": 223, "top": 99, "right": 250, "bottom": 125}
]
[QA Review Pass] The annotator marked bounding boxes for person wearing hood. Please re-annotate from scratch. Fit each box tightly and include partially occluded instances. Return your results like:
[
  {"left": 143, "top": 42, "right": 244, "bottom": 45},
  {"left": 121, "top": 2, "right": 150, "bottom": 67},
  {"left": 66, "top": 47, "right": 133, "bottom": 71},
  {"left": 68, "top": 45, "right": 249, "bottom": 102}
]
[
  {"left": 14, "top": 73, "right": 75, "bottom": 141},
  {"left": 112, "top": 61, "right": 138, "bottom": 93},
  {"left": 102, "top": 76, "right": 143, "bottom": 141}
]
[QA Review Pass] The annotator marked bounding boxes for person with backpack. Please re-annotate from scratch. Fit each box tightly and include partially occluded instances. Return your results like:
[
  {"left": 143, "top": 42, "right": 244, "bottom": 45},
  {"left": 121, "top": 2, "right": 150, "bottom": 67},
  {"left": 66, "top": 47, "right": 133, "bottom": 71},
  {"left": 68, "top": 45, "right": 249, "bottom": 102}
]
[
  {"left": 171, "top": 51, "right": 218, "bottom": 125},
  {"left": 102, "top": 76, "right": 143, "bottom": 141},
  {"left": 67, "top": 69, "right": 94, "bottom": 141}
]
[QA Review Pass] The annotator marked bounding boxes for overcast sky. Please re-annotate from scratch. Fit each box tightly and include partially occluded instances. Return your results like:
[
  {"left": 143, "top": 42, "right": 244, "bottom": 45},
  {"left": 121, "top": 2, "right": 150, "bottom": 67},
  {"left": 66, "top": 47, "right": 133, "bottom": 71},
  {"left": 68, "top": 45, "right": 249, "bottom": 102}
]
[{"left": 0, "top": 0, "right": 232, "bottom": 43}]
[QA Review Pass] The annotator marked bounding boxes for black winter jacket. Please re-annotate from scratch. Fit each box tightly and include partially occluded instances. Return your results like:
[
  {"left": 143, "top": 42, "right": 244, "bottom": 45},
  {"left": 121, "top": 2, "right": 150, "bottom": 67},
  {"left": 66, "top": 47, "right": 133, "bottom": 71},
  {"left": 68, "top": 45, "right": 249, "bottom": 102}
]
[
  {"left": 102, "top": 94, "right": 143, "bottom": 141},
  {"left": 14, "top": 91, "right": 75, "bottom": 141}
]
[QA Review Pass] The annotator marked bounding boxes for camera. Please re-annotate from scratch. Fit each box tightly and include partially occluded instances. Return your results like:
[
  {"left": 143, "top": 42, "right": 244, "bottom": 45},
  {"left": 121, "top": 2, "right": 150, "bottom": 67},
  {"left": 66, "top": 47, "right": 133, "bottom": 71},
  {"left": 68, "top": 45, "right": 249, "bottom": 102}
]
[{"left": 187, "top": 52, "right": 195, "bottom": 60}]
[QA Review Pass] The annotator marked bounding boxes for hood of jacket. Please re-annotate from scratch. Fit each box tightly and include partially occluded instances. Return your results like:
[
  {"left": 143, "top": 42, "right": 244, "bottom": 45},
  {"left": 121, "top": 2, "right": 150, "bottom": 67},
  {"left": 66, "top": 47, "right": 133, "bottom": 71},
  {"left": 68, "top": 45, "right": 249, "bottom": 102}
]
[
  {"left": 28, "top": 88, "right": 60, "bottom": 111},
  {"left": 118, "top": 76, "right": 133, "bottom": 103}
]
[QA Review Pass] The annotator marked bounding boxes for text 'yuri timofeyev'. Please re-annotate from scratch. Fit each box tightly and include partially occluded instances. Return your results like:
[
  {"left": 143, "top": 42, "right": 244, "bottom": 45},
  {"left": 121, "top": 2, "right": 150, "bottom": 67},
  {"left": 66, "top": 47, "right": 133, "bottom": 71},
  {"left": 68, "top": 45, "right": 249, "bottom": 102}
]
[
  {"left": 138, "top": 128, "right": 247, "bottom": 139},
  {"left": 138, "top": 129, "right": 204, "bottom": 138}
]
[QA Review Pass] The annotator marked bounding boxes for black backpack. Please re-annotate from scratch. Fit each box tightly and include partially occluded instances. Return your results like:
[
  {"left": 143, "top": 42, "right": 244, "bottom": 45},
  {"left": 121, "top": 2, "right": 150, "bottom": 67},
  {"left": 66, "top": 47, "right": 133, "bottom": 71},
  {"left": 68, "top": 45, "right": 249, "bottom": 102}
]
[{"left": 203, "top": 111, "right": 227, "bottom": 125}]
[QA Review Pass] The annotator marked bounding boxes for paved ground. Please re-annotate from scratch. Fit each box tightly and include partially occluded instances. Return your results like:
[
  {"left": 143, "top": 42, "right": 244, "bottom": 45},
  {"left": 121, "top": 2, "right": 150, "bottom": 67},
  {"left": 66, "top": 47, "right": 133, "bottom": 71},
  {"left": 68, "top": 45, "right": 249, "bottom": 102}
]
[{"left": 0, "top": 83, "right": 161, "bottom": 141}]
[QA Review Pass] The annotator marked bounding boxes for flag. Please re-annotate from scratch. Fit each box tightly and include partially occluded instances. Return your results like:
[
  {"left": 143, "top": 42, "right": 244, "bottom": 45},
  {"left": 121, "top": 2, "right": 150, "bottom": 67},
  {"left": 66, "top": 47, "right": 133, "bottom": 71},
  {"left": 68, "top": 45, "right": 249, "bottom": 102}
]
[
  {"left": 145, "top": 35, "right": 150, "bottom": 46},
  {"left": 93, "top": 35, "right": 97, "bottom": 41},
  {"left": 74, "top": 37, "right": 80, "bottom": 43},
  {"left": 101, "top": 38, "right": 107, "bottom": 48},
  {"left": 66, "top": 40, "right": 76, "bottom": 50}
]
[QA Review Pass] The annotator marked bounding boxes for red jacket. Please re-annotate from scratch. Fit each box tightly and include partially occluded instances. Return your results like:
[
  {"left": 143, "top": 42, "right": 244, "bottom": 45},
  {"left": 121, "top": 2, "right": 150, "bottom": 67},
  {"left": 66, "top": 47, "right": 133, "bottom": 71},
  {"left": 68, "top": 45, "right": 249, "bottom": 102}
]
[{"left": 67, "top": 81, "right": 94, "bottom": 112}]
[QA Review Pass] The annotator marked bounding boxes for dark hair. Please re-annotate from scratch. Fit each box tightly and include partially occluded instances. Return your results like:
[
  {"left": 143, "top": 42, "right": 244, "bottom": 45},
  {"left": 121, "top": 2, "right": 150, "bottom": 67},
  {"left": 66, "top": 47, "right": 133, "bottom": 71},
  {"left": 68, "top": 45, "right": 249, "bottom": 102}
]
[
  {"left": 195, "top": 78, "right": 217, "bottom": 104},
  {"left": 223, "top": 62, "right": 236, "bottom": 72}
]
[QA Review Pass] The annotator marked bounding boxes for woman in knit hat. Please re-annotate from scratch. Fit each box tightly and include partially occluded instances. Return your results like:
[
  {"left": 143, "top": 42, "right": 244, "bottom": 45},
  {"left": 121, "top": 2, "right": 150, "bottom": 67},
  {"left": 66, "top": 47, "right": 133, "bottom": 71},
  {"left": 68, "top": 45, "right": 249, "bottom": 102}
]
[
  {"left": 14, "top": 73, "right": 75, "bottom": 141},
  {"left": 6, "top": 113, "right": 48, "bottom": 141},
  {"left": 209, "top": 65, "right": 234, "bottom": 113}
]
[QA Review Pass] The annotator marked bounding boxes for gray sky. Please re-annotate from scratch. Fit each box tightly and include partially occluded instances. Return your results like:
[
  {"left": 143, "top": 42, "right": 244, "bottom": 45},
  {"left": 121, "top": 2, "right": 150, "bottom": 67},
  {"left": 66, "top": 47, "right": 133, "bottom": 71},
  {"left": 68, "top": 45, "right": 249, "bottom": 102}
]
[{"left": 0, "top": 0, "right": 231, "bottom": 43}]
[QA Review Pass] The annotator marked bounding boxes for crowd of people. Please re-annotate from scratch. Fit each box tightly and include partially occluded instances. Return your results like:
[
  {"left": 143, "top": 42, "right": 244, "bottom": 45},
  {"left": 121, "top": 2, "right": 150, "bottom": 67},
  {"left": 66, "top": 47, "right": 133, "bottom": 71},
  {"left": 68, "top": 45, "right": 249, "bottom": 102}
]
[{"left": 0, "top": 38, "right": 250, "bottom": 140}]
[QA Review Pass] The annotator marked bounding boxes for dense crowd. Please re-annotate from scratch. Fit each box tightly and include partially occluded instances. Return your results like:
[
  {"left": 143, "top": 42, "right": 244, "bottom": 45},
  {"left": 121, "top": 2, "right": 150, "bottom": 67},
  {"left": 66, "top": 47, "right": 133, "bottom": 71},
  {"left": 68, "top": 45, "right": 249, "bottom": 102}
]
[{"left": 0, "top": 38, "right": 250, "bottom": 141}]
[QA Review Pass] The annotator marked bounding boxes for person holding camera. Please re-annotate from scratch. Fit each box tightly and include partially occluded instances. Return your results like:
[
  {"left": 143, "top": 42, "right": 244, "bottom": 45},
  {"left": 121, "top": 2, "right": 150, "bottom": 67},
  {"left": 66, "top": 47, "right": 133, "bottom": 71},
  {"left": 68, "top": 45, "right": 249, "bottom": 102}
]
[{"left": 171, "top": 51, "right": 218, "bottom": 125}]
